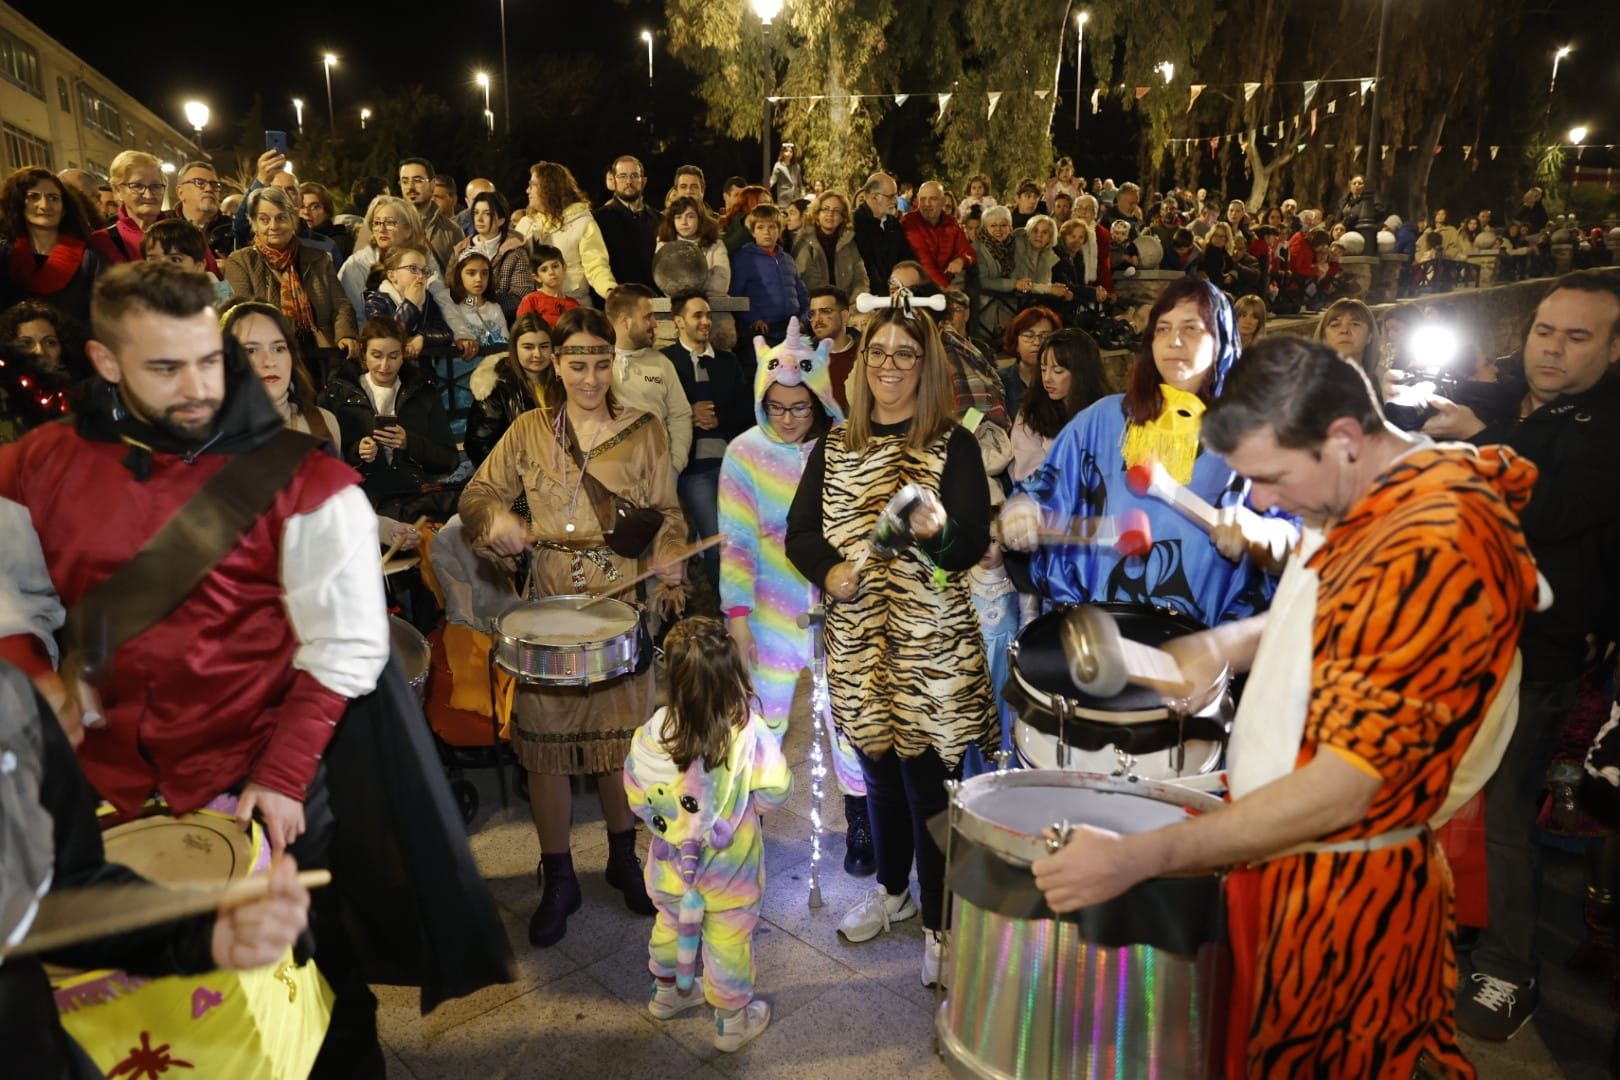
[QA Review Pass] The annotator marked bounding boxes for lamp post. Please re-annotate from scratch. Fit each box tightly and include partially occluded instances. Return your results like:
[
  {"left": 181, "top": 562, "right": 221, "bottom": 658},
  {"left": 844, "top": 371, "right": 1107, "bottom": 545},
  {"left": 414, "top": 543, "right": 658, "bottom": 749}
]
[
  {"left": 498, "top": 0, "right": 511, "bottom": 135},
  {"left": 475, "top": 71, "right": 492, "bottom": 135},
  {"left": 322, "top": 53, "right": 337, "bottom": 127},
  {"left": 640, "top": 30, "right": 654, "bottom": 85},
  {"left": 1073, "top": 10, "right": 1088, "bottom": 133},
  {"left": 183, "top": 100, "right": 209, "bottom": 155},
  {"left": 359, "top": 108, "right": 371, "bottom": 131},
  {"left": 1365, "top": 0, "right": 1390, "bottom": 184},
  {"left": 751, "top": 0, "right": 783, "bottom": 185},
  {"left": 292, "top": 97, "right": 304, "bottom": 134}
]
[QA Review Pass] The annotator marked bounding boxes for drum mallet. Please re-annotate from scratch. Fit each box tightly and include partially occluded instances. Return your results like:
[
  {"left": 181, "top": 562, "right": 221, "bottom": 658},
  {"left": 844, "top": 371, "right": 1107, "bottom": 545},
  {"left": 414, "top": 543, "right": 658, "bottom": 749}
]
[
  {"left": 991, "top": 507, "right": 1152, "bottom": 556},
  {"left": 1059, "top": 605, "right": 1194, "bottom": 700},
  {"left": 1124, "top": 460, "right": 1224, "bottom": 532}
]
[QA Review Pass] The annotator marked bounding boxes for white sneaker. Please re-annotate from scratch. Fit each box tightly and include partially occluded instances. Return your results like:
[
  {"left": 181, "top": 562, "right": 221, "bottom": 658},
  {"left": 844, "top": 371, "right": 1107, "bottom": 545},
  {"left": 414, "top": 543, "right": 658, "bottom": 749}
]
[
  {"left": 837, "top": 885, "right": 917, "bottom": 942},
  {"left": 648, "top": 979, "right": 705, "bottom": 1020},
  {"left": 714, "top": 999, "right": 771, "bottom": 1052},
  {"left": 921, "top": 929, "right": 946, "bottom": 988}
]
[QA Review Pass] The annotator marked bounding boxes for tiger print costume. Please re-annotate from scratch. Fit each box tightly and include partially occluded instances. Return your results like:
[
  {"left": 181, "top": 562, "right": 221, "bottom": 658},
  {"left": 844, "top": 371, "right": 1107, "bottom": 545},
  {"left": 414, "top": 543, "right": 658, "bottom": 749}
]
[
  {"left": 818, "top": 423, "right": 995, "bottom": 766},
  {"left": 1245, "top": 444, "right": 1539, "bottom": 1078}
]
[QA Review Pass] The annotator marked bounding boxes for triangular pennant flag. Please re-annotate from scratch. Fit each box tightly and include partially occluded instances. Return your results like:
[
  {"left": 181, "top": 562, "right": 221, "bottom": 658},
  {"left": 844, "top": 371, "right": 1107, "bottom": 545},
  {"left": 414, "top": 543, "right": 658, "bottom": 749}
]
[
  {"left": 1353, "top": 144, "right": 1363, "bottom": 157},
  {"left": 1490, "top": 145, "right": 1500, "bottom": 160},
  {"left": 894, "top": 93, "right": 909, "bottom": 106},
  {"left": 1381, "top": 145, "right": 1389, "bottom": 160},
  {"left": 1433, "top": 145, "right": 1443, "bottom": 155},
  {"left": 1090, "top": 89, "right": 1101, "bottom": 114},
  {"left": 1292, "top": 113, "right": 1300, "bottom": 129},
  {"left": 937, "top": 93, "right": 951, "bottom": 120},
  {"left": 1360, "top": 78, "right": 1375, "bottom": 101},
  {"left": 1327, "top": 99, "right": 1337, "bottom": 115},
  {"left": 987, "top": 91, "right": 1003, "bottom": 118},
  {"left": 1135, "top": 86, "right": 1151, "bottom": 100},
  {"left": 807, "top": 96, "right": 822, "bottom": 114},
  {"left": 1209, "top": 136, "right": 1220, "bottom": 155},
  {"left": 1463, "top": 145, "right": 1473, "bottom": 160},
  {"left": 1310, "top": 108, "right": 1318, "bottom": 135},
  {"left": 1034, "top": 89, "right": 1050, "bottom": 101},
  {"left": 1244, "top": 82, "right": 1260, "bottom": 102},
  {"left": 1188, "top": 85, "right": 1205, "bottom": 112},
  {"left": 1407, "top": 145, "right": 1416, "bottom": 152},
  {"left": 1263, "top": 123, "right": 1271, "bottom": 136},
  {"left": 1297, "top": 143, "right": 1307, "bottom": 153},
  {"left": 1302, "top": 80, "right": 1319, "bottom": 109}
]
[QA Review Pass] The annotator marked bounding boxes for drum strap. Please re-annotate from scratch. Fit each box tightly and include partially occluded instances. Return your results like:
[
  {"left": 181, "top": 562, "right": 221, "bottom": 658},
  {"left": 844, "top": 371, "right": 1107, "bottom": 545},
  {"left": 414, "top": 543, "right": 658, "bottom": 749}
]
[{"left": 60, "top": 429, "right": 319, "bottom": 683}]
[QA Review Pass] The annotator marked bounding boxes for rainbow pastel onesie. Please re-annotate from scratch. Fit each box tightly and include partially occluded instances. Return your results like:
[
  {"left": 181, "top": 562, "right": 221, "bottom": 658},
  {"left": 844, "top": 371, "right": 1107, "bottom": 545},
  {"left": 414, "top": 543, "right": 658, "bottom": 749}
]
[
  {"left": 718, "top": 322, "right": 864, "bottom": 796},
  {"left": 625, "top": 708, "right": 792, "bottom": 1009}
]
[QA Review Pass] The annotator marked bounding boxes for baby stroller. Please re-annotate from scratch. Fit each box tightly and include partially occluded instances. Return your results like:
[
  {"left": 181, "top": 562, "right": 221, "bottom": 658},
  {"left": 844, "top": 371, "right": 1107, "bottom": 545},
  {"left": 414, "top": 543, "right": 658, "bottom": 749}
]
[{"left": 417, "top": 515, "right": 527, "bottom": 824}]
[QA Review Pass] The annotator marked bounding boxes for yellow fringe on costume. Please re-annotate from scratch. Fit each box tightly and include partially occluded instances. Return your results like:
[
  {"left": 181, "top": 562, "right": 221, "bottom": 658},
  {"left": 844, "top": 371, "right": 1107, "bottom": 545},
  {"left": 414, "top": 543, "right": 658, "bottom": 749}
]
[{"left": 1121, "top": 384, "right": 1206, "bottom": 485}]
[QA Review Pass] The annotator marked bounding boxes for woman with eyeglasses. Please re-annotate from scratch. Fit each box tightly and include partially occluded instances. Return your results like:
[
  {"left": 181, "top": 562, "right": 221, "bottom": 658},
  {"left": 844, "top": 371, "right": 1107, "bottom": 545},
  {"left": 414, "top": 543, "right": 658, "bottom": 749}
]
[
  {"left": 0, "top": 166, "right": 104, "bottom": 323},
  {"left": 339, "top": 195, "right": 477, "bottom": 351},
  {"left": 89, "top": 151, "right": 215, "bottom": 274},
  {"left": 998, "top": 304, "right": 1062, "bottom": 419},
  {"left": 466, "top": 312, "right": 558, "bottom": 466},
  {"left": 998, "top": 278, "right": 1289, "bottom": 622},
  {"left": 792, "top": 190, "right": 869, "bottom": 299},
  {"left": 460, "top": 306, "right": 688, "bottom": 948},
  {"left": 785, "top": 304, "right": 995, "bottom": 989},
  {"left": 223, "top": 185, "right": 357, "bottom": 358}
]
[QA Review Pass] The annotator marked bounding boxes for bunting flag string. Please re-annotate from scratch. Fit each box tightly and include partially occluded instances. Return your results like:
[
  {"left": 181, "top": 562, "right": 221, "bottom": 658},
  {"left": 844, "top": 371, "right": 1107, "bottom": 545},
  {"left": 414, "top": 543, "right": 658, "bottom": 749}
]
[
  {"left": 986, "top": 91, "right": 1003, "bottom": 118},
  {"left": 893, "top": 93, "right": 909, "bottom": 106},
  {"left": 936, "top": 93, "right": 951, "bottom": 120}
]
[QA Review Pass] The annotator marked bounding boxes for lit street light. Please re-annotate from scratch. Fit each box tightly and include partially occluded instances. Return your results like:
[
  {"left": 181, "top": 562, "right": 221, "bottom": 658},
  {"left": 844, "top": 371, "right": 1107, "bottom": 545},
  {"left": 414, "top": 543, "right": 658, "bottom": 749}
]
[
  {"left": 750, "top": 0, "right": 784, "bottom": 184},
  {"left": 292, "top": 97, "right": 304, "bottom": 134},
  {"left": 1156, "top": 61, "right": 1175, "bottom": 85},
  {"left": 1569, "top": 125, "right": 1588, "bottom": 145},
  {"left": 360, "top": 107, "right": 371, "bottom": 131},
  {"left": 1073, "top": 10, "right": 1088, "bottom": 132},
  {"left": 160, "top": 162, "right": 175, "bottom": 175},
  {"left": 322, "top": 53, "right": 337, "bottom": 127},
  {"left": 183, "top": 100, "right": 209, "bottom": 152},
  {"left": 475, "top": 71, "right": 492, "bottom": 135},
  {"left": 640, "top": 30, "right": 654, "bottom": 84}
]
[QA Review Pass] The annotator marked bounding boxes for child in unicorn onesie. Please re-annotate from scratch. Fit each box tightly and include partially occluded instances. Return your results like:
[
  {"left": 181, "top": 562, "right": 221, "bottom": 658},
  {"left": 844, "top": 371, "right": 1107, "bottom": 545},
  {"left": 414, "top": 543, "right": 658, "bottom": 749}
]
[
  {"left": 717, "top": 319, "right": 874, "bottom": 876},
  {"left": 625, "top": 618, "right": 793, "bottom": 1053}
]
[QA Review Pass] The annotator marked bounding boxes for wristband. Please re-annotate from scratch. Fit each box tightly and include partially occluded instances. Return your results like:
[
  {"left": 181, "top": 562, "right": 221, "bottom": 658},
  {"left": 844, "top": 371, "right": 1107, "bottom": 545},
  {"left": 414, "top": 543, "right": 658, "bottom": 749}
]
[{"left": 724, "top": 606, "right": 752, "bottom": 619}]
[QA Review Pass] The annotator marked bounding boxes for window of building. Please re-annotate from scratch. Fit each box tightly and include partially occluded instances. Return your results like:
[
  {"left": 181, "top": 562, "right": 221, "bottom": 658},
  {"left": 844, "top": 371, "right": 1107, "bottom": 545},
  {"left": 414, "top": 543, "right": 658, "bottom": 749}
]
[
  {"left": 0, "top": 27, "right": 43, "bottom": 98},
  {"left": 3, "top": 123, "right": 54, "bottom": 171},
  {"left": 56, "top": 76, "right": 70, "bottom": 112},
  {"left": 76, "top": 83, "right": 123, "bottom": 141},
  {"left": 84, "top": 159, "right": 107, "bottom": 179}
]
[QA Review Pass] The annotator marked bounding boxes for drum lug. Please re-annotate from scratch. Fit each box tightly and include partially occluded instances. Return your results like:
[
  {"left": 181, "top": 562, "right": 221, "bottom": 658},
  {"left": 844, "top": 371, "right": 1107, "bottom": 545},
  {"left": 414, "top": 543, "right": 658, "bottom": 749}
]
[
  {"left": 1044, "top": 819, "right": 1075, "bottom": 854},
  {"left": 1111, "top": 747, "right": 1138, "bottom": 780}
]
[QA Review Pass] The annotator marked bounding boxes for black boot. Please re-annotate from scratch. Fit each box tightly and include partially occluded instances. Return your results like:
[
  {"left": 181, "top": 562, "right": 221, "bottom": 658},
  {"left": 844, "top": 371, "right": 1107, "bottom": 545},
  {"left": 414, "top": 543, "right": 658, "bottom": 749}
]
[
  {"left": 844, "top": 794, "right": 876, "bottom": 877},
  {"left": 529, "top": 852, "right": 581, "bottom": 948},
  {"left": 605, "top": 827, "right": 658, "bottom": 916}
]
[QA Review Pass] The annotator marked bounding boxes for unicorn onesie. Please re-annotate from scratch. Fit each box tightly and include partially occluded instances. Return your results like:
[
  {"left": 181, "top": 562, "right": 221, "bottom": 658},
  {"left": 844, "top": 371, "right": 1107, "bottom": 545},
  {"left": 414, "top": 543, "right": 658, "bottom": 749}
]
[
  {"left": 624, "top": 707, "right": 792, "bottom": 1009},
  {"left": 716, "top": 323, "right": 867, "bottom": 800}
]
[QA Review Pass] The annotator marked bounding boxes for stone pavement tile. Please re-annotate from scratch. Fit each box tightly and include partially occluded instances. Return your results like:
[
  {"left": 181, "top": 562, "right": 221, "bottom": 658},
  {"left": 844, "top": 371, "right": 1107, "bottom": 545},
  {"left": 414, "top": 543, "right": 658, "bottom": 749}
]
[
  {"left": 583, "top": 915, "right": 851, "bottom": 1066},
  {"left": 375, "top": 901, "right": 580, "bottom": 1051},
  {"left": 392, "top": 970, "right": 708, "bottom": 1080},
  {"left": 705, "top": 975, "right": 950, "bottom": 1079}
]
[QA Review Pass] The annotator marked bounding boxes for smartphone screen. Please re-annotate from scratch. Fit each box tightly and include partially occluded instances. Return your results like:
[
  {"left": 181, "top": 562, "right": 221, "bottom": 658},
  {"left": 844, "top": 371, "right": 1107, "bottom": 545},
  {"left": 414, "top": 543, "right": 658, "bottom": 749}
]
[
  {"left": 375, "top": 414, "right": 400, "bottom": 430},
  {"left": 264, "top": 129, "right": 289, "bottom": 155}
]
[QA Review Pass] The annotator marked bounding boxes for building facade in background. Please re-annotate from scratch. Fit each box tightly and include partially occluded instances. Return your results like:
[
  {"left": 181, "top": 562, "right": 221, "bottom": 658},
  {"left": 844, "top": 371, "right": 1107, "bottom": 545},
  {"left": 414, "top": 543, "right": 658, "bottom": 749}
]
[{"left": 0, "top": 2, "right": 196, "bottom": 179}]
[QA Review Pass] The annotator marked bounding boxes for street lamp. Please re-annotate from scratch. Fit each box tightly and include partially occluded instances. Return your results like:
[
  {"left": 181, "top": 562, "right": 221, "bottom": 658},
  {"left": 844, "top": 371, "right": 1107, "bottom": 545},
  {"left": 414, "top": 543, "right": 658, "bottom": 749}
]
[
  {"left": 475, "top": 71, "right": 491, "bottom": 135},
  {"left": 750, "top": 0, "right": 784, "bottom": 184},
  {"left": 1073, "top": 10, "right": 1088, "bottom": 132},
  {"left": 498, "top": 0, "right": 511, "bottom": 135},
  {"left": 292, "top": 98, "right": 304, "bottom": 134},
  {"left": 1569, "top": 125, "right": 1588, "bottom": 145},
  {"left": 640, "top": 30, "right": 654, "bottom": 84},
  {"left": 359, "top": 107, "right": 371, "bottom": 131},
  {"left": 183, "top": 100, "right": 209, "bottom": 151},
  {"left": 321, "top": 53, "right": 337, "bottom": 127}
]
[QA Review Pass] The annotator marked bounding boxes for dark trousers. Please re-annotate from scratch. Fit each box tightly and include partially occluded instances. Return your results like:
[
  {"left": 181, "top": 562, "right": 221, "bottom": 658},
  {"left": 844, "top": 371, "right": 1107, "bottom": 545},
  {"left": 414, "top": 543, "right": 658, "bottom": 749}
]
[
  {"left": 1472, "top": 678, "right": 1579, "bottom": 985},
  {"left": 857, "top": 744, "right": 958, "bottom": 931},
  {"left": 677, "top": 464, "right": 722, "bottom": 587}
]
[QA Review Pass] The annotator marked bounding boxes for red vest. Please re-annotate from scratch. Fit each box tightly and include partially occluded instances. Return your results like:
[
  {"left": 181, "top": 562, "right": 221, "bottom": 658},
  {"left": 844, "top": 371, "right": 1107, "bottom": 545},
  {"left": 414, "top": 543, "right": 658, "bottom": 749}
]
[{"left": 0, "top": 423, "right": 358, "bottom": 813}]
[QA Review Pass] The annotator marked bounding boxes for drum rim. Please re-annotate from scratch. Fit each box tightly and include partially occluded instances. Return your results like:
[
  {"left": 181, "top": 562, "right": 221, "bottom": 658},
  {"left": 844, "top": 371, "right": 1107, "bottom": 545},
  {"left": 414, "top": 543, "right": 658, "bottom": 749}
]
[{"left": 950, "top": 769, "right": 1222, "bottom": 868}]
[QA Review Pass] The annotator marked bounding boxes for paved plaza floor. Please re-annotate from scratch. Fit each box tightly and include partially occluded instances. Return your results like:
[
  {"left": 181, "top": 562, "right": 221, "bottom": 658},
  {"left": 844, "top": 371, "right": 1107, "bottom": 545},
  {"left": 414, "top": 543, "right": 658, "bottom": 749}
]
[{"left": 379, "top": 676, "right": 1614, "bottom": 1078}]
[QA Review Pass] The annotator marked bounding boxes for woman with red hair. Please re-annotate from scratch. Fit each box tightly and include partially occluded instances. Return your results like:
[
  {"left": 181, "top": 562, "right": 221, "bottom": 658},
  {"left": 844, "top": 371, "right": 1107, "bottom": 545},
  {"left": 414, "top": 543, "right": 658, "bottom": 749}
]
[
  {"left": 999, "top": 278, "right": 1288, "bottom": 620},
  {"left": 719, "top": 185, "right": 773, "bottom": 256},
  {"left": 998, "top": 304, "right": 1061, "bottom": 418}
]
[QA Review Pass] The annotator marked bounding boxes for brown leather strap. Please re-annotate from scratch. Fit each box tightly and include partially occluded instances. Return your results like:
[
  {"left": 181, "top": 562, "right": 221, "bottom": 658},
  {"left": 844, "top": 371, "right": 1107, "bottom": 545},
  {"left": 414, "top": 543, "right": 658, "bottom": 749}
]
[{"left": 61, "top": 429, "right": 320, "bottom": 666}]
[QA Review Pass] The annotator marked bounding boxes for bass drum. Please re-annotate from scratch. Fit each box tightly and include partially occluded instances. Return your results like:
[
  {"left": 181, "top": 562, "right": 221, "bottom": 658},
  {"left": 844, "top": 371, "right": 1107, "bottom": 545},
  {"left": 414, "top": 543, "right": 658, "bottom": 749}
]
[{"left": 1006, "top": 602, "right": 1231, "bottom": 780}]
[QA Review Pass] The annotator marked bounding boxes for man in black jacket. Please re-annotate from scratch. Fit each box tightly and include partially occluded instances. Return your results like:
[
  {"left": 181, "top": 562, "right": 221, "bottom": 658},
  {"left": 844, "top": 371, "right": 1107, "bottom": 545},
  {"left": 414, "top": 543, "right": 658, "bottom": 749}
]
[
  {"left": 665, "top": 291, "right": 755, "bottom": 588},
  {"left": 852, "top": 172, "right": 910, "bottom": 294},
  {"left": 1424, "top": 270, "right": 1620, "bottom": 1040},
  {"left": 594, "top": 155, "right": 660, "bottom": 297}
]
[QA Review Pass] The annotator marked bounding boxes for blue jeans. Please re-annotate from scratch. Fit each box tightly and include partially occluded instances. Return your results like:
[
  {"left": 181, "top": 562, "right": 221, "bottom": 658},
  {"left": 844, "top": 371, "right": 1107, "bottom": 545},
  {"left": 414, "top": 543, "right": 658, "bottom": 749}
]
[
  {"left": 961, "top": 584, "right": 1019, "bottom": 778},
  {"left": 677, "top": 465, "right": 721, "bottom": 587}
]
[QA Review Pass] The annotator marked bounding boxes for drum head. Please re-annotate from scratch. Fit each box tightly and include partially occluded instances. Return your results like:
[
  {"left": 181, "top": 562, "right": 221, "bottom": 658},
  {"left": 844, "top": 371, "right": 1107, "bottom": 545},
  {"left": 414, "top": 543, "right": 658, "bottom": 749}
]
[
  {"left": 1015, "top": 602, "right": 1208, "bottom": 714},
  {"left": 389, "top": 614, "right": 430, "bottom": 684},
  {"left": 499, "top": 596, "right": 639, "bottom": 643},
  {"left": 103, "top": 814, "right": 256, "bottom": 886}
]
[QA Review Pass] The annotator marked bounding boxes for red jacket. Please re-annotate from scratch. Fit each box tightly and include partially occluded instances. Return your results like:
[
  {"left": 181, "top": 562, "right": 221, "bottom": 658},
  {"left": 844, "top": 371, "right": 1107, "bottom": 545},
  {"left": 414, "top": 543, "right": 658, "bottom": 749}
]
[
  {"left": 1287, "top": 230, "right": 1319, "bottom": 279},
  {"left": 0, "top": 423, "right": 356, "bottom": 814},
  {"left": 900, "top": 210, "right": 976, "bottom": 287}
]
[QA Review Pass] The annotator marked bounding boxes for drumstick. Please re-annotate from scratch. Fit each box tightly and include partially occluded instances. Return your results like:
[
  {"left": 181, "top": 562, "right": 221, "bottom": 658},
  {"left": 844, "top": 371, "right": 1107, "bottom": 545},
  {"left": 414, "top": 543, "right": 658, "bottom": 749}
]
[
  {"left": 1125, "top": 460, "right": 1222, "bottom": 532},
  {"left": 1116, "top": 638, "right": 1195, "bottom": 697},
  {"left": 0, "top": 869, "right": 333, "bottom": 961},
  {"left": 574, "top": 535, "right": 725, "bottom": 610},
  {"left": 380, "top": 515, "right": 429, "bottom": 565},
  {"left": 992, "top": 509, "right": 1152, "bottom": 556}
]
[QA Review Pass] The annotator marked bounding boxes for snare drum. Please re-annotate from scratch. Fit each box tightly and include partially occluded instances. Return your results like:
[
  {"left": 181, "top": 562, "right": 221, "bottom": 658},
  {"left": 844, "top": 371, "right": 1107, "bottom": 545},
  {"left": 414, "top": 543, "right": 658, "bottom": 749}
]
[
  {"left": 390, "top": 614, "right": 431, "bottom": 702},
  {"left": 50, "top": 809, "right": 331, "bottom": 1080},
  {"left": 1006, "top": 602, "right": 1230, "bottom": 779},
  {"left": 493, "top": 595, "right": 641, "bottom": 685},
  {"left": 938, "top": 769, "right": 1228, "bottom": 1079}
]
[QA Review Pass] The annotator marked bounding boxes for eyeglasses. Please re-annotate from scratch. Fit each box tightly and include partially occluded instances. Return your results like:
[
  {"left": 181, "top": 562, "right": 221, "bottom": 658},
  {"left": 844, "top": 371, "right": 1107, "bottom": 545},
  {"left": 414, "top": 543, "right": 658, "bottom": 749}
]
[
  {"left": 764, "top": 402, "right": 815, "bottom": 417},
  {"left": 1017, "top": 331, "right": 1051, "bottom": 345},
  {"left": 122, "top": 182, "right": 166, "bottom": 196},
  {"left": 372, "top": 218, "right": 401, "bottom": 230},
  {"left": 865, "top": 347, "right": 922, "bottom": 370},
  {"left": 181, "top": 179, "right": 221, "bottom": 191},
  {"left": 394, "top": 264, "right": 429, "bottom": 276},
  {"left": 614, "top": 172, "right": 645, "bottom": 181},
  {"left": 399, "top": 176, "right": 432, "bottom": 186}
]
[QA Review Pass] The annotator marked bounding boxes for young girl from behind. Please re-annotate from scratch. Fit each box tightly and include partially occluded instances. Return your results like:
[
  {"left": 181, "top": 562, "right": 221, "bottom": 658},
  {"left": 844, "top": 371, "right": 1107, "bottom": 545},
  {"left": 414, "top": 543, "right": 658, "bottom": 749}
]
[{"left": 624, "top": 616, "right": 792, "bottom": 1052}]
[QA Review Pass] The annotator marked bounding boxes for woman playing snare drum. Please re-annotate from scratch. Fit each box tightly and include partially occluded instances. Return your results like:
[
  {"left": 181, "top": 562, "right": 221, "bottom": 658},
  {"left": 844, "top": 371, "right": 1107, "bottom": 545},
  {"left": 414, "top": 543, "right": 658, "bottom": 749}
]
[{"left": 460, "top": 306, "right": 688, "bottom": 949}]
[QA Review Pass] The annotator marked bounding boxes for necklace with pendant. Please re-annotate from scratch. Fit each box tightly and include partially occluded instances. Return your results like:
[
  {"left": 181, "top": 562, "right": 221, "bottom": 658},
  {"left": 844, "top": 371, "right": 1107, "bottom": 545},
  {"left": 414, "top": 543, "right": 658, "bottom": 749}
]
[{"left": 559, "top": 409, "right": 602, "bottom": 534}]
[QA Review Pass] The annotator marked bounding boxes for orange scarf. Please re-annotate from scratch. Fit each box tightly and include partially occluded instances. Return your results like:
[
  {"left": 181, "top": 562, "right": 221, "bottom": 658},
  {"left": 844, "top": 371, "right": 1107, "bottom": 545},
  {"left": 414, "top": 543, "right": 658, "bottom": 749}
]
[{"left": 255, "top": 238, "right": 318, "bottom": 335}]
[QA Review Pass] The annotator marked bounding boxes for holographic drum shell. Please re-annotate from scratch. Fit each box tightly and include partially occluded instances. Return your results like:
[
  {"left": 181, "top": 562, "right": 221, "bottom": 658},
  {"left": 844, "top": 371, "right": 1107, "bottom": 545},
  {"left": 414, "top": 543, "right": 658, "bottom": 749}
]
[{"left": 936, "top": 770, "right": 1229, "bottom": 1079}]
